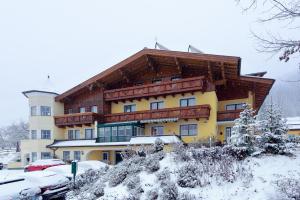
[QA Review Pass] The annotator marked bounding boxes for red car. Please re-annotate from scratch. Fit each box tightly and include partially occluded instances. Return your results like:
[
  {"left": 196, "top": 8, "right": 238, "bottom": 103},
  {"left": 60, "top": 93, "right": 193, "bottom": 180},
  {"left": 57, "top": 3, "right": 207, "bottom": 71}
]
[{"left": 24, "top": 159, "right": 65, "bottom": 172}]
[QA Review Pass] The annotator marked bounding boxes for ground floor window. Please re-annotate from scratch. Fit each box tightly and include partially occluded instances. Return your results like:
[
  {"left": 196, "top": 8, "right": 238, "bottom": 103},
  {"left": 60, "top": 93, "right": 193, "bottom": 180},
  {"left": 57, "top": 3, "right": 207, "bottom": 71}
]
[
  {"left": 41, "top": 152, "right": 51, "bottom": 159},
  {"left": 63, "top": 151, "right": 70, "bottom": 162},
  {"left": 74, "top": 151, "right": 81, "bottom": 161},
  {"left": 102, "top": 152, "right": 109, "bottom": 162},
  {"left": 151, "top": 126, "right": 164, "bottom": 136},
  {"left": 180, "top": 124, "right": 197, "bottom": 136},
  {"left": 31, "top": 152, "right": 37, "bottom": 162}
]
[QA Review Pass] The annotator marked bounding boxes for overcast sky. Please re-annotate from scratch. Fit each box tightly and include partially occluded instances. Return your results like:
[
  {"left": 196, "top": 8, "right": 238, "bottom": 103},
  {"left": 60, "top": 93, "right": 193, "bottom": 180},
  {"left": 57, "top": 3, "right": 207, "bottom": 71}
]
[{"left": 0, "top": 0, "right": 298, "bottom": 126}]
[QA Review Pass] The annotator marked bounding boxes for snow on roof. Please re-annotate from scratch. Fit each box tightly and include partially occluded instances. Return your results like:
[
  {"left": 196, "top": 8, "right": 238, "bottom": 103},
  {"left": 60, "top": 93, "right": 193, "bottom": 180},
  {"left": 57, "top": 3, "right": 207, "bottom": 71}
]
[
  {"left": 286, "top": 117, "right": 300, "bottom": 130},
  {"left": 28, "top": 159, "right": 65, "bottom": 166},
  {"left": 48, "top": 135, "right": 181, "bottom": 148}
]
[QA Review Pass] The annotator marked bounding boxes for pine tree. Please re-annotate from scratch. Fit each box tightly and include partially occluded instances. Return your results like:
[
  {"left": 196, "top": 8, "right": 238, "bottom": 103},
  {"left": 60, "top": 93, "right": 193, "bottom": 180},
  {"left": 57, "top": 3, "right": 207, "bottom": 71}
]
[
  {"left": 258, "top": 102, "right": 288, "bottom": 154},
  {"left": 230, "top": 104, "right": 256, "bottom": 147}
]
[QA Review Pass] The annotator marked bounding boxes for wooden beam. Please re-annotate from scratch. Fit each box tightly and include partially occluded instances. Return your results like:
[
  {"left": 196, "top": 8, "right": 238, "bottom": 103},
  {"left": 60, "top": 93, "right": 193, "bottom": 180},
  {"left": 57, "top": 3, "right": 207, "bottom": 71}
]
[
  {"left": 119, "top": 69, "right": 130, "bottom": 83},
  {"left": 174, "top": 57, "right": 182, "bottom": 74},
  {"left": 146, "top": 55, "right": 157, "bottom": 73},
  {"left": 207, "top": 62, "right": 213, "bottom": 82}
]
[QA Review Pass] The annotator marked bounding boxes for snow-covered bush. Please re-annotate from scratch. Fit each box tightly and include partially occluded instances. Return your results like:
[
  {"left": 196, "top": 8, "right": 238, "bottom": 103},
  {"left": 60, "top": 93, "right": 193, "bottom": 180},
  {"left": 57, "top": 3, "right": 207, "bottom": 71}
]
[
  {"left": 156, "top": 167, "right": 171, "bottom": 183},
  {"left": 172, "top": 142, "right": 191, "bottom": 161},
  {"left": 153, "top": 138, "right": 164, "bottom": 152},
  {"left": 122, "top": 145, "right": 137, "bottom": 160},
  {"left": 125, "top": 175, "right": 141, "bottom": 190},
  {"left": 144, "top": 154, "right": 160, "bottom": 172},
  {"left": 230, "top": 104, "right": 257, "bottom": 148},
  {"left": 177, "top": 162, "right": 202, "bottom": 188},
  {"left": 160, "top": 182, "right": 179, "bottom": 200},
  {"left": 71, "top": 168, "right": 107, "bottom": 189},
  {"left": 146, "top": 188, "right": 159, "bottom": 200},
  {"left": 274, "top": 175, "right": 300, "bottom": 200},
  {"left": 109, "top": 165, "right": 128, "bottom": 186}
]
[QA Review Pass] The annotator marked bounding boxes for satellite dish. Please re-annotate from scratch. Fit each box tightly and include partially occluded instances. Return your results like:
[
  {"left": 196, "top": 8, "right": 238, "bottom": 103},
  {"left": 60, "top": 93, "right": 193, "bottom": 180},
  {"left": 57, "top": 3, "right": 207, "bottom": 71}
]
[{"left": 188, "top": 45, "right": 204, "bottom": 54}]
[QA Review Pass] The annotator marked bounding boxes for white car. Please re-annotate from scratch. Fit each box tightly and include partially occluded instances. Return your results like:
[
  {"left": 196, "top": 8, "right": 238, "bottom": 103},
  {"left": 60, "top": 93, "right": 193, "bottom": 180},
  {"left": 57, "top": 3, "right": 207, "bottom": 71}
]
[
  {"left": 45, "top": 160, "right": 108, "bottom": 179},
  {"left": 0, "top": 178, "right": 40, "bottom": 200},
  {"left": 20, "top": 170, "right": 69, "bottom": 199}
]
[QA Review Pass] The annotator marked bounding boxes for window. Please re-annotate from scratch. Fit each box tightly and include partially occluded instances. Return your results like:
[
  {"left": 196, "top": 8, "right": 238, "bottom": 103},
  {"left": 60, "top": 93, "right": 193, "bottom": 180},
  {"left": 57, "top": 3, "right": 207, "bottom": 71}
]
[
  {"left": 31, "top": 130, "right": 37, "bottom": 139},
  {"left": 124, "top": 104, "right": 136, "bottom": 113},
  {"left": 31, "top": 152, "right": 37, "bottom": 162},
  {"left": 152, "top": 78, "right": 162, "bottom": 84},
  {"left": 102, "top": 152, "right": 109, "bottom": 161},
  {"left": 225, "top": 103, "right": 245, "bottom": 111},
  {"left": 91, "top": 106, "right": 98, "bottom": 113},
  {"left": 40, "top": 106, "right": 51, "bottom": 116},
  {"left": 74, "top": 151, "right": 81, "bottom": 161},
  {"left": 68, "top": 108, "right": 73, "bottom": 114},
  {"left": 31, "top": 106, "right": 37, "bottom": 116},
  {"left": 151, "top": 126, "right": 164, "bottom": 136},
  {"left": 225, "top": 127, "right": 232, "bottom": 143},
  {"left": 85, "top": 129, "right": 94, "bottom": 139},
  {"left": 41, "top": 152, "right": 51, "bottom": 159},
  {"left": 68, "top": 130, "right": 80, "bottom": 140},
  {"left": 150, "top": 101, "right": 164, "bottom": 110},
  {"left": 63, "top": 151, "right": 70, "bottom": 162},
  {"left": 180, "top": 124, "right": 197, "bottom": 136},
  {"left": 41, "top": 130, "right": 51, "bottom": 139},
  {"left": 180, "top": 97, "right": 196, "bottom": 107},
  {"left": 79, "top": 107, "right": 86, "bottom": 113}
]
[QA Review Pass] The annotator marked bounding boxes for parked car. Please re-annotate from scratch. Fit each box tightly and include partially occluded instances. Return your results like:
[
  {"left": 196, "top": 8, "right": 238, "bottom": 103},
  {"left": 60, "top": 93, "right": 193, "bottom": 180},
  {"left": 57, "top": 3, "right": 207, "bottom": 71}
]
[
  {"left": 24, "top": 159, "right": 65, "bottom": 172},
  {"left": 19, "top": 170, "right": 69, "bottom": 200},
  {"left": 0, "top": 178, "right": 41, "bottom": 200},
  {"left": 45, "top": 160, "right": 108, "bottom": 179},
  {"left": 0, "top": 162, "right": 3, "bottom": 170}
]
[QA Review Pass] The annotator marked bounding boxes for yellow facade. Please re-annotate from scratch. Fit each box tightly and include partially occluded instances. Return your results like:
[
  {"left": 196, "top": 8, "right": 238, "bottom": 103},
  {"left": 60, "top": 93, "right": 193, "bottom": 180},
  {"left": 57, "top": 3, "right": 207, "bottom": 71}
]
[
  {"left": 111, "top": 91, "right": 218, "bottom": 143},
  {"left": 288, "top": 130, "right": 300, "bottom": 136}
]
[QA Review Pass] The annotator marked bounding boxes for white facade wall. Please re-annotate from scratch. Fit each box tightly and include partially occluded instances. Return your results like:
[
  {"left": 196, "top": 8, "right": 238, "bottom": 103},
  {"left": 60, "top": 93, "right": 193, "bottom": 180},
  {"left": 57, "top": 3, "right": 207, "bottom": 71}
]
[{"left": 20, "top": 91, "right": 64, "bottom": 166}]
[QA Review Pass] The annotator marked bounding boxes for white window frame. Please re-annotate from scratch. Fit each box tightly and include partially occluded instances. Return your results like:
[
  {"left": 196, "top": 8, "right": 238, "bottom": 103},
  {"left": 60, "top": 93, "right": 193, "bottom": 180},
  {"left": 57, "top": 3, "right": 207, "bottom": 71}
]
[
  {"left": 84, "top": 129, "right": 94, "bottom": 139},
  {"left": 102, "top": 152, "right": 109, "bottom": 161},
  {"left": 63, "top": 151, "right": 70, "bottom": 162},
  {"left": 180, "top": 124, "right": 198, "bottom": 136},
  {"left": 41, "top": 152, "right": 51, "bottom": 159},
  {"left": 79, "top": 107, "right": 86, "bottom": 113},
  {"left": 31, "top": 130, "right": 37, "bottom": 139},
  {"left": 41, "top": 130, "right": 51, "bottom": 139},
  {"left": 124, "top": 104, "right": 136, "bottom": 113},
  {"left": 74, "top": 151, "right": 81, "bottom": 161},
  {"left": 180, "top": 97, "right": 196, "bottom": 107},
  {"left": 91, "top": 106, "right": 98, "bottom": 113},
  {"left": 40, "top": 106, "right": 51, "bottom": 116},
  {"left": 30, "top": 106, "right": 37, "bottom": 116},
  {"left": 151, "top": 126, "right": 164, "bottom": 136},
  {"left": 150, "top": 101, "right": 164, "bottom": 110}
]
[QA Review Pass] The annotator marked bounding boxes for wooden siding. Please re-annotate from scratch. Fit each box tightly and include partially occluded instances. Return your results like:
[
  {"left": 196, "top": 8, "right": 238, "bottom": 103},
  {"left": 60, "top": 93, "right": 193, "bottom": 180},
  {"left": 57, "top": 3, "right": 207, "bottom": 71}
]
[{"left": 54, "top": 112, "right": 102, "bottom": 127}]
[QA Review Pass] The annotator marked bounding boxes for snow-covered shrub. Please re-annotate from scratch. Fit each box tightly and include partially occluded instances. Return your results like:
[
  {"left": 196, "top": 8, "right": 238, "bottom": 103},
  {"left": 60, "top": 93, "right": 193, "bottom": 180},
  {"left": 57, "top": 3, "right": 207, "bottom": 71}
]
[
  {"left": 274, "top": 175, "right": 300, "bottom": 200},
  {"left": 160, "top": 182, "right": 179, "bottom": 200},
  {"left": 144, "top": 155, "right": 160, "bottom": 172},
  {"left": 156, "top": 167, "right": 171, "bottom": 183},
  {"left": 172, "top": 142, "right": 191, "bottom": 161},
  {"left": 177, "top": 162, "right": 201, "bottom": 188},
  {"left": 92, "top": 183, "right": 105, "bottom": 198},
  {"left": 223, "top": 145, "right": 251, "bottom": 160},
  {"left": 230, "top": 104, "right": 257, "bottom": 148},
  {"left": 71, "top": 168, "right": 106, "bottom": 189},
  {"left": 109, "top": 165, "right": 128, "bottom": 186},
  {"left": 125, "top": 175, "right": 141, "bottom": 190},
  {"left": 178, "top": 192, "right": 198, "bottom": 200},
  {"left": 153, "top": 138, "right": 164, "bottom": 152},
  {"left": 152, "top": 150, "right": 165, "bottom": 160},
  {"left": 146, "top": 188, "right": 159, "bottom": 200},
  {"left": 122, "top": 145, "right": 137, "bottom": 160}
]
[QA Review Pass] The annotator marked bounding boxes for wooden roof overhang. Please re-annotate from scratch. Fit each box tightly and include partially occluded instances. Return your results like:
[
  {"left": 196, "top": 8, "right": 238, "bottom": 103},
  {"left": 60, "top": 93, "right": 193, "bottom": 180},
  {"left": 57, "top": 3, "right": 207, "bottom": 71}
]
[
  {"left": 55, "top": 48, "right": 241, "bottom": 102},
  {"left": 216, "top": 76, "right": 275, "bottom": 111}
]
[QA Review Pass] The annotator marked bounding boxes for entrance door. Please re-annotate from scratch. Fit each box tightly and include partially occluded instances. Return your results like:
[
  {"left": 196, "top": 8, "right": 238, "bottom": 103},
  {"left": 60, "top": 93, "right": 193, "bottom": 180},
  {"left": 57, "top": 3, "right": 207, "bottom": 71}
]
[
  {"left": 225, "top": 127, "right": 232, "bottom": 144},
  {"left": 115, "top": 151, "right": 123, "bottom": 164}
]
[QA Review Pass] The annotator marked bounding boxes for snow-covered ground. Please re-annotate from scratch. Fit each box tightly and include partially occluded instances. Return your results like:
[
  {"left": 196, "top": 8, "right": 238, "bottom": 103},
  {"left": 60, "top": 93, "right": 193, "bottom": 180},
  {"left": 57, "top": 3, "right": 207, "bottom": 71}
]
[{"left": 0, "top": 169, "right": 24, "bottom": 182}]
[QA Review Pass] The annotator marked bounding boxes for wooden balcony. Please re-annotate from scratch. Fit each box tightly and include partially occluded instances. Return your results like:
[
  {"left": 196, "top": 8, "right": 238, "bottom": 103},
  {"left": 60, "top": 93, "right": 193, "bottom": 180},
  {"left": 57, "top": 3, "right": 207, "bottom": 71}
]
[
  {"left": 217, "top": 110, "right": 241, "bottom": 122},
  {"left": 104, "top": 76, "right": 206, "bottom": 101},
  {"left": 104, "top": 105, "right": 211, "bottom": 123},
  {"left": 54, "top": 112, "right": 102, "bottom": 127}
]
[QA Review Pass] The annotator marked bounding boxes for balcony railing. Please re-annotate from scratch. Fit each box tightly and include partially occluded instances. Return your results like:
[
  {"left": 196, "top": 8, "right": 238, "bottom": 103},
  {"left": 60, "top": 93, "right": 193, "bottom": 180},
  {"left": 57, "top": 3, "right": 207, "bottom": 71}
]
[
  {"left": 217, "top": 110, "right": 241, "bottom": 122},
  {"left": 104, "top": 76, "right": 206, "bottom": 101},
  {"left": 104, "top": 105, "right": 211, "bottom": 123},
  {"left": 54, "top": 112, "right": 102, "bottom": 127}
]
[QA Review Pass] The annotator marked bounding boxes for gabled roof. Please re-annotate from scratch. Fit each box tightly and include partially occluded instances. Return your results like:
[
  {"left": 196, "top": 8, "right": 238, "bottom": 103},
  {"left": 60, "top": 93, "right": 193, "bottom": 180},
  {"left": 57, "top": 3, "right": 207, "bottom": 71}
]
[{"left": 55, "top": 48, "right": 241, "bottom": 101}]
